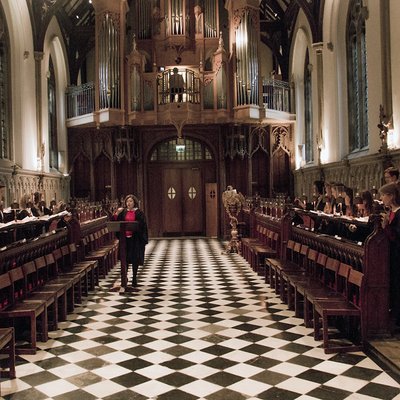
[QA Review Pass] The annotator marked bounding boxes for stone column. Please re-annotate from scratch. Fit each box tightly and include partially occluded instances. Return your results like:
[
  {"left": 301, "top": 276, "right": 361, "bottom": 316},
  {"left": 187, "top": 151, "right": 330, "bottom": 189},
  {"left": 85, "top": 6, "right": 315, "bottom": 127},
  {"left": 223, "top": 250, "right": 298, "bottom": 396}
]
[
  {"left": 312, "top": 42, "right": 324, "bottom": 162},
  {"left": 34, "top": 51, "right": 44, "bottom": 173}
]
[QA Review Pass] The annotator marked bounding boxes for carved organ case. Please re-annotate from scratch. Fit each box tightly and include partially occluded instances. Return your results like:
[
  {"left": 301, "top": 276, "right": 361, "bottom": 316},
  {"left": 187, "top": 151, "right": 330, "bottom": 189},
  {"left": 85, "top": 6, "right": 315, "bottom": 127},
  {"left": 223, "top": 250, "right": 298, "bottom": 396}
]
[
  {"left": 124, "top": 0, "right": 229, "bottom": 124},
  {"left": 90, "top": 0, "right": 268, "bottom": 125}
]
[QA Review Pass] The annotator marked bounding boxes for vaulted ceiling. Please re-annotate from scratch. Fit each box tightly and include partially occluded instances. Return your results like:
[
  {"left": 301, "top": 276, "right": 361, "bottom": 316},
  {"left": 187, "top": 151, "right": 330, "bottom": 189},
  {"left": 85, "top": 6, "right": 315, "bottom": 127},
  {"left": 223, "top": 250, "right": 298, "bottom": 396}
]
[{"left": 26, "top": 0, "right": 323, "bottom": 83}]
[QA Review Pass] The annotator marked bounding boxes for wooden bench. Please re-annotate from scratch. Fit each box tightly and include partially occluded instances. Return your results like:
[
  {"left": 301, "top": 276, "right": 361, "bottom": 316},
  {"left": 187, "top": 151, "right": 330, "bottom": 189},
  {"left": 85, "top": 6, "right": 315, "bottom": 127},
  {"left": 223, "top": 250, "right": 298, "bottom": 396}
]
[
  {"left": 0, "top": 271, "right": 48, "bottom": 354},
  {"left": 35, "top": 255, "right": 69, "bottom": 321},
  {"left": 0, "top": 327, "right": 16, "bottom": 395},
  {"left": 22, "top": 262, "right": 58, "bottom": 331},
  {"left": 0, "top": 215, "right": 116, "bottom": 356},
  {"left": 249, "top": 207, "right": 390, "bottom": 352},
  {"left": 241, "top": 216, "right": 281, "bottom": 274},
  {"left": 313, "top": 267, "right": 365, "bottom": 353}
]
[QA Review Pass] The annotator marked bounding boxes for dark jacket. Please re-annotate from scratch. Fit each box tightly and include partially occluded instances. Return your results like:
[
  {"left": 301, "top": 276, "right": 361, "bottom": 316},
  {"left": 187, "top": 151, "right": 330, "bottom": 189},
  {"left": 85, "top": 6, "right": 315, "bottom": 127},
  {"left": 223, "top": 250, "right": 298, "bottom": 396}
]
[{"left": 116, "top": 208, "right": 148, "bottom": 266}]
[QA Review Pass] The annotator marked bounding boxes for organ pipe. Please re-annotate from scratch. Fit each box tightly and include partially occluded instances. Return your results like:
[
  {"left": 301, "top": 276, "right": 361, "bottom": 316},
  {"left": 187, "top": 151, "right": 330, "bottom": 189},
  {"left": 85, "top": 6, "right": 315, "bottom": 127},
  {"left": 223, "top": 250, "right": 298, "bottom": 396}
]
[
  {"left": 137, "top": 0, "right": 152, "bottom": 39},
  {"left": 99, "top": 13, "right": 120, "bottom": 109},
  {"left": 235, "top": 8, "right": 258, "bottom": 106},
  {"left": 204, "top": 0, "right": 218, "bottom": 38},
  {"left": 168, "top": 0, "right": 185, "bottom": 35}
]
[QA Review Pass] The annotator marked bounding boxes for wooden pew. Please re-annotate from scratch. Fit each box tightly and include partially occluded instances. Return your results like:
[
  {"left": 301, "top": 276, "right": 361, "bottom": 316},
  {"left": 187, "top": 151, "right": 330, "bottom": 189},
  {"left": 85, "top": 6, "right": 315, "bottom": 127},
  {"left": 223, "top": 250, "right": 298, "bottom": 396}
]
[
  {"left": 313, "top": 267, "right": 365, "bottom": 353},
  {"left": 0, "top": 271, "right": 47, "bottom": 354},
  {"left": 249, "top": 207, "right": 390, "bottom": 352},
  {"left": 0, "top": 327, "right": 16, "bottom": 395},
  {"left": 241, "top": 213, "right": 281, "bottom": 274}
]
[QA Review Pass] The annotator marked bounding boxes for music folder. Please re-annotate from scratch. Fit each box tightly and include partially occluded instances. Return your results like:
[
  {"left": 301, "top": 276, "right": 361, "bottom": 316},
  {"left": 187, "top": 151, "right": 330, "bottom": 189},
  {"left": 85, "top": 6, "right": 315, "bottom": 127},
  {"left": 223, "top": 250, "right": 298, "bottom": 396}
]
[{"left": 106, "top": 221, "right": 139, "bottom": 232}]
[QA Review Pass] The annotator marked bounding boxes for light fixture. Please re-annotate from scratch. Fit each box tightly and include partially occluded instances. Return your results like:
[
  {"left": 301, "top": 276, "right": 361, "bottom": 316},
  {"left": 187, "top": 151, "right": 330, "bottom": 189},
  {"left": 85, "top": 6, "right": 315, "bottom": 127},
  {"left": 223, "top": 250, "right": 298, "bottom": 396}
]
[{"left": 176, "top": 137, "right": 185, "bottom": 153}]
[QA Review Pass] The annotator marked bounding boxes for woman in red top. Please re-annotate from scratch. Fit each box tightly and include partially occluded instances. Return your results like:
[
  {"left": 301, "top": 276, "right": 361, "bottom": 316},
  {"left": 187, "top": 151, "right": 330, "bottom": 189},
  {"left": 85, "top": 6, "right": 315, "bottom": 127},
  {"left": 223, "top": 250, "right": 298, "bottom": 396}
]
[
  {"left": 114, "top": 194, "right": 148, "bottom": 287},
  {"left": 380, "top": 182, "right": 400, "bottom": 327}
]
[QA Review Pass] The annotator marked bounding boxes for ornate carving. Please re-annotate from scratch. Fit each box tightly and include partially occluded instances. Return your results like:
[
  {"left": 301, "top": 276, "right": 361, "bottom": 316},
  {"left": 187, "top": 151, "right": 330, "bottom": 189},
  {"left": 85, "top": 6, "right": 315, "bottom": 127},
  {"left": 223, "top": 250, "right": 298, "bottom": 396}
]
[
  {"left": 271, "top": 125, "right": 290, "bottom": 153},
  {"left": 222, "top": 186, "right": 246, "bottom": 254}
]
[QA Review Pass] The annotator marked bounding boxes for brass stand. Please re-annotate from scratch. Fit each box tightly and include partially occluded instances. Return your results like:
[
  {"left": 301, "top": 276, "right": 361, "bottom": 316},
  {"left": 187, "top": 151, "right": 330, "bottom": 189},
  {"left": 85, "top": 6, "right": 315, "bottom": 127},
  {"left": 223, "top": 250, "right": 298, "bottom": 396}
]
[
  {"left": 225, "top": 207, "right": 241, "bottom": 254},
  {"left": 222, "top": 187, "right": 245, "bottom": 255}
]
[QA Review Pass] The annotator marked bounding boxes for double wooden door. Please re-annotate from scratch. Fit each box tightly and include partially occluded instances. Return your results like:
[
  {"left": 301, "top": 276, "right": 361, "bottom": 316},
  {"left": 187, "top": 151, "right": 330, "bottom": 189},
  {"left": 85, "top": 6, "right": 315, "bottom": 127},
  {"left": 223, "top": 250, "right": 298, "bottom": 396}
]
[{"left": 162, "top": 168, "right": 203, "bottom": 235}]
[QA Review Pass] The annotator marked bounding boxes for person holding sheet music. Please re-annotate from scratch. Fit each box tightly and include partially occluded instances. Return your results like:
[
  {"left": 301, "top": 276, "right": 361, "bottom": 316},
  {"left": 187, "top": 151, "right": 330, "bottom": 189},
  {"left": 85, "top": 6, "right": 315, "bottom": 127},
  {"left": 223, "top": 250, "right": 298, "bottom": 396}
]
[{"left": 114, "top": 194, "right": 148, "bottom": 288}]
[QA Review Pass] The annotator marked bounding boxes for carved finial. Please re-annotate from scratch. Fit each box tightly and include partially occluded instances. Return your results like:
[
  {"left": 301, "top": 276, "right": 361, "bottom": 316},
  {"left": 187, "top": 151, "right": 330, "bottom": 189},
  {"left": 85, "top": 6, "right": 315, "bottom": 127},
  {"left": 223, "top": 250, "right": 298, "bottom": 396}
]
[{"left": 217, "top": 31, "right": 224, "bottom": 51}]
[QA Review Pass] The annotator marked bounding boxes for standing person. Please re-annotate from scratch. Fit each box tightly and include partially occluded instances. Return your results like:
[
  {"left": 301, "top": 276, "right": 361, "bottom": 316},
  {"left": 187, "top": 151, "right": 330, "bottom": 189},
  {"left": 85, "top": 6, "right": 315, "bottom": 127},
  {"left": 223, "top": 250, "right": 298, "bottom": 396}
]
[
  {"left": 169, "top": 68, "right": 185, "bottom": 102},
  {"left": 379, "top": 182, "right": 400, "bottom": 328},
  {"left": 114, "top": 194, "right": 148, "bottom": 287}
]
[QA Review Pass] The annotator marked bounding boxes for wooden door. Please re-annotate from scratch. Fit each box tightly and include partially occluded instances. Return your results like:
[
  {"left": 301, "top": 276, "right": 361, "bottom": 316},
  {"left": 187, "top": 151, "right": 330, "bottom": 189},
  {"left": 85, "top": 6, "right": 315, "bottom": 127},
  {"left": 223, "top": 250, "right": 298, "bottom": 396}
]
[
  {"left": 182, "top": 168, "right": 202, "bottom": 233},
  {"left": 163, "top": 169, "right": 182, "bottom": 233},
  {"left": 205, "top": 183, "right": 218, "bottom": 237},
  {"left": 162, "top": 168, "right": 203, "bottom": 235}
]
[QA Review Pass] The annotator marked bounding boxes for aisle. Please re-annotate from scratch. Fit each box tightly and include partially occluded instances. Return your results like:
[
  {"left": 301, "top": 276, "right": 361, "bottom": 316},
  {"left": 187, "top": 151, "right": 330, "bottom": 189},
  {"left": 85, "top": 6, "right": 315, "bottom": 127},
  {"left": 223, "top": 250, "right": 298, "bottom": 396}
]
[{"left": 2, "top": 238, "right": 400, "bottom": 400}]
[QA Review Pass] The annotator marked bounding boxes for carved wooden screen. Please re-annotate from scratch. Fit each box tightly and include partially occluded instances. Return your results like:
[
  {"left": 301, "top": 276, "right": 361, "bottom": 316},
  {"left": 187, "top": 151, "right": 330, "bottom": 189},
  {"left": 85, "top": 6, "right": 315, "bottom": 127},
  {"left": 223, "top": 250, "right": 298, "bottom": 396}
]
[
  {"left": 115, "top": 159, "right": 137, "bottom": 200},
  {"left": 252, "top": 149, "right": 269, "bottom": 197},
  {"left": 225, "top": 157, "right": 248, "bottom": 197}
]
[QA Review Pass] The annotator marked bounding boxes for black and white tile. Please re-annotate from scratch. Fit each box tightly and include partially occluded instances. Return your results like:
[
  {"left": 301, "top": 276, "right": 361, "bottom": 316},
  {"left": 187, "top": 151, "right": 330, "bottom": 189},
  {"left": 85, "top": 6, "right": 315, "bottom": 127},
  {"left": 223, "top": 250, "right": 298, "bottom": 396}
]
[{"left": 1, "top": 238, "right": 400, "bottom": 400}]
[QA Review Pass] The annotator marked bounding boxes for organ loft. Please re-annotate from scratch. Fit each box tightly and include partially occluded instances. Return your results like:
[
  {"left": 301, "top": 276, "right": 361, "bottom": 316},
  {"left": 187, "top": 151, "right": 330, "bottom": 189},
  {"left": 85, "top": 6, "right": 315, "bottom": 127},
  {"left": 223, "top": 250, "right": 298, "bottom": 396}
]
[{"left": 64, "top": 0, "right": 294, "bottom": 237}]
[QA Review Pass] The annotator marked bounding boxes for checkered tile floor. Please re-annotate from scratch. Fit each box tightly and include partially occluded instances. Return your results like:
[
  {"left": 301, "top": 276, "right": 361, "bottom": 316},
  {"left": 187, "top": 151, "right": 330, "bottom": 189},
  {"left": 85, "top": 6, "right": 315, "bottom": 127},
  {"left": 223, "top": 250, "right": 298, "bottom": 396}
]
[{"left": 2, "top": 238, "right": 400, "bottom": 400}]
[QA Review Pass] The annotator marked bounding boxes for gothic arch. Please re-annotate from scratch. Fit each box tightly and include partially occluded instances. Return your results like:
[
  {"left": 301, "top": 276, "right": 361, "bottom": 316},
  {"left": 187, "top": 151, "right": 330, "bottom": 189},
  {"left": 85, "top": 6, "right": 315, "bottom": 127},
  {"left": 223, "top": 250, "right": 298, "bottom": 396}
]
[
  {"left": 291, "top": 24, "right": 312, "bottom": 170},
  {"left": 1, "top": 0, "right": 36, "bottom": 170},
  {"left": 323, "top": 0, "right": 352, "bottom": 160},
  {"left": 43, "top": 18, "right": 69, "bottom": 175}
]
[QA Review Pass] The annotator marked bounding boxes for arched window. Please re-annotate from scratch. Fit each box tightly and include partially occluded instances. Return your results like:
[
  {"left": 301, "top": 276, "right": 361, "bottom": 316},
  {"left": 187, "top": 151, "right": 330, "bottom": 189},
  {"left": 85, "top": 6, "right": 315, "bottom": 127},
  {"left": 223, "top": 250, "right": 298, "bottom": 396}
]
[
  {"left": 0, "top": 5, "right": 10, "bottom": 160},
  {"left": 304, "top": 49, "right": 313, "bottom": 163},
  {"left": 48, "top": 57, "right": 58, "bottom": 169},
  {"left": 150, "top": 137, "right": 213, "bottom": 162},
  {"left": 347, "top": 0, "right": 368, "bottom": 152}
]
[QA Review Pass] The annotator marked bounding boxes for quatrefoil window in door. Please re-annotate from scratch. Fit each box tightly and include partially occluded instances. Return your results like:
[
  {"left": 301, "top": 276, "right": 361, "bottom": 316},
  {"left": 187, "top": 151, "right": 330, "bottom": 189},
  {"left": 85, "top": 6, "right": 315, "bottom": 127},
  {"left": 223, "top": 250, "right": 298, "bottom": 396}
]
[
  {"left": 167, "top": 187, "right": 176, "bottom": 199},
  {"left": 188, "top": 186, "right": 197, "bottom": 200}
]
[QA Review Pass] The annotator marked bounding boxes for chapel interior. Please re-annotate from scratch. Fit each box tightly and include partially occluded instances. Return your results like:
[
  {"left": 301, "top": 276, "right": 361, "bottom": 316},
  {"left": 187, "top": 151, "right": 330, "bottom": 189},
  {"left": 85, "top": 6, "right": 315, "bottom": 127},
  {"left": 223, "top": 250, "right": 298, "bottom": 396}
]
[{"left": 1, "top": 0, "right": 400, "bottom": 397}]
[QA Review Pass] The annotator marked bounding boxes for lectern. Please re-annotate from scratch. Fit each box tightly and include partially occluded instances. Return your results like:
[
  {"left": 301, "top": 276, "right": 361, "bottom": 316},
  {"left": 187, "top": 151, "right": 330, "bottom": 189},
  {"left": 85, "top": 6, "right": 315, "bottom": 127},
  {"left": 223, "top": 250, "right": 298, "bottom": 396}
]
[{"left": 107, "top": 221, "right": 139, "bottom": 290}]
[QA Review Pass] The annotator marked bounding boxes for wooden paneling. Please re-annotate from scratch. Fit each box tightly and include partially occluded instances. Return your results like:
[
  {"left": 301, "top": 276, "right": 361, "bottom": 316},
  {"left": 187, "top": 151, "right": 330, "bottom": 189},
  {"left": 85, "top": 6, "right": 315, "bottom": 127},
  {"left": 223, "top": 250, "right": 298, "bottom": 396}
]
[
  {"left": 73, "top": 153, "right": 91, "bottom": 198},
  {"left": 115, "top": 159, "right": 137, "bottom": 199},
  {"left": 94, "top": 153, "right": 111, "bottom": 201},
  {"left": 252, "top": 149, "right": 270, "bottom": 197},
  {"left": 273, "top": 147, "right": 290, "bottom": 195},
  {"left": 225, "top": 157, "right": 248, "bottom": 196},
  {"left": 147, "top": 167, "right": 163, "bottom": 237}
]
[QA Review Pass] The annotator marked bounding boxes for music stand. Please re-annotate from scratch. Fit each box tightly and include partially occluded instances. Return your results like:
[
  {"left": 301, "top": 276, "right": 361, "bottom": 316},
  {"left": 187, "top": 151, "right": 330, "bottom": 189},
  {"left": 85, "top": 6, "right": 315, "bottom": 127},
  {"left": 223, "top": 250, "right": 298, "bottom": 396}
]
[{"left": 107, "top": 221, "right": 139, "bottom": 290}]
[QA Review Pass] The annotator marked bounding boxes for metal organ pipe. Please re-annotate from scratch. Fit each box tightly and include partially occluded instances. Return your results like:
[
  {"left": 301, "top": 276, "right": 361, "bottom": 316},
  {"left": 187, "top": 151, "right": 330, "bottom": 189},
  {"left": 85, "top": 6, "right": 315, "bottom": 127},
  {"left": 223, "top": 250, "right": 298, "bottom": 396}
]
[
  {"left": 205, "top": 0, "right": 217, "bottom": 38},
  {"left": 235, "top": 9, "right": 258, "bottom": 106},
  {"left": 170, "top": 0, "right": 183, "bottom": 35},
  {"left": 99, "top": 13, "right": 120, "bottom": 110}
]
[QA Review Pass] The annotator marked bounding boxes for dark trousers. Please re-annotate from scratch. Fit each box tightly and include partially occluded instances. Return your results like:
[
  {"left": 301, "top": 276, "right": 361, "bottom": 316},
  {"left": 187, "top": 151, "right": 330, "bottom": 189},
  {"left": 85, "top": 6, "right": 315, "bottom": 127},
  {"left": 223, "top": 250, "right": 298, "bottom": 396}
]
[
  {"left": 170, "top": 89, "right": 183, "bottom": 102},
  {"left": 125, "top": 237, "right": 138, "bottom": 282}
]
